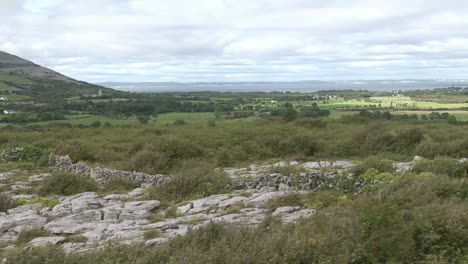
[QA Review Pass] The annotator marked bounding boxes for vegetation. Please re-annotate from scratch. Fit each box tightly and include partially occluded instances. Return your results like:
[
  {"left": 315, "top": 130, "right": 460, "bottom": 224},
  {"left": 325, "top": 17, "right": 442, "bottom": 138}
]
[
  {"left": 0, "top": 88, "right": 467, "bottom": 263},
  {"left": 37, "top": 172, "right": 98, "bottom": 196},
  {"left": 4, "top": 173, "right": 466, "bottom": 263},
  {"left": 15, "top": 229, "right": 51, "bottom": 245},
  {"left": 0, "top": 193, "right": 19, "bottom": 213},
  {"left": 145, "top": 160, "right": 230, "bottom": 203}
]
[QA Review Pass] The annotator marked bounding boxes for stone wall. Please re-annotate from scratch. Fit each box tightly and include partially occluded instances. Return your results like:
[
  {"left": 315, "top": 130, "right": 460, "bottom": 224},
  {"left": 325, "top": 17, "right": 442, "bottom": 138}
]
[{"left": 48, "top": 154, "right": 169, "bottom": 186}]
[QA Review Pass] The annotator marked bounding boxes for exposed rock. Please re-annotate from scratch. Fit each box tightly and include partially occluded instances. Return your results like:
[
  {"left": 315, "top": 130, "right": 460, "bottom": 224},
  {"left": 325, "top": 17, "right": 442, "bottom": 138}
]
[
  {"left": 71, "top": 198, "right": 103, "bottom": 214},
  {"left": 282, "top": 209, "right": 316, "bottom": 222},
  {"left": 0, "top": 172, "right": 12, "bottom": 180},
  {"left": 13, "top": 194, "right": 38, "bottom": 201},
  {"left": 45, "top": 210, "right": 103, "bottom": 234},
  {"left": 145, "top": 237, "right": 169, "bottom": 246},
  {"left": 218, "top": 196, "right": 248, "bottom": 209},
  {"left": 123, "top": 201, "right": 160, "bottom": 212},
  {"left": 128, "top": 188, "right": 144, "bottom": 197},
  {"left": 0, "top": 219, "right": 15, "bottom": 233},
  {"left": 177, "top": 194, "right": 229, "bottom": 215},
  {"left": 246, "top": 192, "right": 286, "bottom": 206},
  {"left": 29, "top": 236, "right": 66, "bottom": 247},
  {"left": 49, "top": 154, "right": 170, "bottom": 186},
  {"left": 28, "top": 173, "right": 52, "bottom": 182},
  {"left": 272, "top": 206, "right": 301, "bottom": 216}
]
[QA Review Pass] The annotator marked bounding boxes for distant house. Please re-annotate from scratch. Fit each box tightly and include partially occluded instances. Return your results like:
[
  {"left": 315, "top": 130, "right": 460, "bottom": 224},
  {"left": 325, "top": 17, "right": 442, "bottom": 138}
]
[
  {"left": 82, "top": 89, "right": 104, "bottom": 98},
  {"left": 3, "top": 110, "right": 17, "bottom": 115}
]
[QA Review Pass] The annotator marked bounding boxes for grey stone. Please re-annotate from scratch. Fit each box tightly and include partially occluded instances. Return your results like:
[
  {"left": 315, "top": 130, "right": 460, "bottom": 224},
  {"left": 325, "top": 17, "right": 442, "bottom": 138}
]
[
  {"left": 282, "top": 209, "right": 316, "bottom": 222},
  {"left": 246, "top": 192, "right": 286, "bottom": 206},
  {"left": 272, "top": 206, "right": 301, "bottom": 216},
  {"left": 145, "top": 237, "right": 169, "bottom": 246},
  {"left": 71, "top": 198, "right": 102, "bottom": 214},
  {"left": 28, "top": 173, "right": 52, "bottom": 182},
  {"left": 123, "top": 201, "right": 160, "bottom": 212},
  {"left": 29, "top": 236, "right": 66, "bottom": 247}
]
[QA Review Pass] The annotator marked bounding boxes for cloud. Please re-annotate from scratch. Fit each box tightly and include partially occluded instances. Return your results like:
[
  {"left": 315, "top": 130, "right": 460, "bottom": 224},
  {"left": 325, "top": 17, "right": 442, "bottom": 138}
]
[{"left": 1, "top": 0, "right": 468, "bottom": 83}]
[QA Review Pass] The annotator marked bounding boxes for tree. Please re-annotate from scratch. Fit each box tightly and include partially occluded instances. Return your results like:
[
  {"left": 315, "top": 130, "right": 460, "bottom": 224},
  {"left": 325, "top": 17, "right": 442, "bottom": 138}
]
[
  {"left": 90, "top": 121, "right": 101, "bottom": 128},
  {"left": 137, "top": 115, "right": 150, "bottom": 124}
]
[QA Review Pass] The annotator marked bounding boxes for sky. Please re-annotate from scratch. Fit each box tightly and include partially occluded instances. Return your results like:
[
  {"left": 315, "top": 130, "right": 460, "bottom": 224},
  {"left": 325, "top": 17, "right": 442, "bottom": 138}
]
[{"left": 2, "top": 0, "right": 468, "bottom": 83}]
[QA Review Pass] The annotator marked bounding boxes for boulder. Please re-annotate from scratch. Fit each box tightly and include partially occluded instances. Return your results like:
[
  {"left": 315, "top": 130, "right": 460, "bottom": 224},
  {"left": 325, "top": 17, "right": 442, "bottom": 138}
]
[
  {"left": 145, "top": 237, "right": 169, "bottom": 246},
  {"left": 71, "top": 198, "right": 103, "bottom": 214},
  {"left": 29, "top": 236, "right": 66, "bottom": 247},
  {"left": 246, "top": 192, "right": 286, "bottom": 206},
  {"left": 123, "top": 201, "right": 160, "bottom": 212},
  {"left": 272, "top": 206, "right": 301, "bottom": 216}
]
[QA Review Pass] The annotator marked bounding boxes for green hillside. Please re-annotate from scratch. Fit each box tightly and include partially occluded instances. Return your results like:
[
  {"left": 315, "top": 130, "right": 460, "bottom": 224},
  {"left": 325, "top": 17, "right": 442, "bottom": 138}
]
[{"left": 0, "top": 51, "right": 119, "bottom": 102}]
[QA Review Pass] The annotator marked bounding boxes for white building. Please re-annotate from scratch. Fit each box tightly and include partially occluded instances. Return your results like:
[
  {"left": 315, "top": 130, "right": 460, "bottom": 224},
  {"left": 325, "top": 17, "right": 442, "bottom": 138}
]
[{"left": 3, "top": 110, "right": 17, "bottom": 115}]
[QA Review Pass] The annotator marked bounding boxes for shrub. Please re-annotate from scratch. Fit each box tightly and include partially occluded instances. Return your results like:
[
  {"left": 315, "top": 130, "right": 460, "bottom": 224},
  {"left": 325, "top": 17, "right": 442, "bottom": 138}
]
[
  {"left": 277, "top": 134, "right": 318, "bottom": 156},
  {"left": 30, "top": 197, "right": 60, "bottom": 208},
  {"left": 412, "top": 157, "right": 468, "bottom": 178},
  {"left": 352, "top": 156, "right": 395, "bottom": 175},
  {"left": 263, "top": 193, "right": 304, "bottom": 210},
  {"left": 143, "top": 230, "right": 161, "bottom": 240},
  {"left": 359, "top": 168, "right": 394, "bottom": 183},
  {"left": 102, "top": 177, "right": 139, "bottom": 194},
  {"left": 16, "top": 229, "right": 51, "bottom": 245},
  {"left": 145, "top": 160, "right": 230, "bottom": 203},
  {"left": 129, "top": 151, "right": 169, "bottom": 174},
  {"left": 64, "top": 235, "right": 88, "bottom": 243},
  {"left": 55, "top": 141, "right": 96, "bottom": 162},
  {"left": 38, "top": 172, "right": 98, "bottom": 196},
  {"left": 149, "top": 213, "right": 165, "bottom": 223},
  {"left": 0, "top": 194, "right": 19, "bottom": 213}
]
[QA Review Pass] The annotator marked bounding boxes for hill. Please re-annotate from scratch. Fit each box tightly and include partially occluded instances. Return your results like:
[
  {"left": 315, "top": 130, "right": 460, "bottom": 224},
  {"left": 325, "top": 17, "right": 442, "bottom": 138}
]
[{"left": 0, "top": 51, "right": 117, "bottom": 102}]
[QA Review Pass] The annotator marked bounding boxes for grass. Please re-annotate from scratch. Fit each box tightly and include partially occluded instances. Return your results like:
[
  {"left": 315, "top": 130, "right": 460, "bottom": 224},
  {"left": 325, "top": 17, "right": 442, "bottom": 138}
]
[
  {"left": 392, "top": 110, "right": 468, "bottom": 121},
  {"left": 0, "top": 73, "right": 33, "bottom": 86},
  {"left": 16, "top": 229, "right": 52, "bottom": 245},
  {"left": 143, "top": 230, "right": 161, "bottom": 240},
  {"left": 64, "top": 235, "right": 87, "bottom": 243},
  {"left": 36, "top": 172, "right": 98, "bottom": 196},
  {"left": 20, "top": 112, "right": 215, "bottom": 127},
  {"left": 153, "top": 112, "right": 216, "bottom": 124},
  {"left": 0, "top": 82, "right": 14, "bottom": 91}
]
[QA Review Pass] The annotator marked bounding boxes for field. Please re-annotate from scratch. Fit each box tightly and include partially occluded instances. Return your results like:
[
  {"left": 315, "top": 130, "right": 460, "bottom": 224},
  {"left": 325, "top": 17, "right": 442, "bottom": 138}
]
[
  {"left": 393, "top": 110, "right": 468, "bottom": 121},
  {"left": 21, "top": 112, "right": 216, "bottom": 127}
]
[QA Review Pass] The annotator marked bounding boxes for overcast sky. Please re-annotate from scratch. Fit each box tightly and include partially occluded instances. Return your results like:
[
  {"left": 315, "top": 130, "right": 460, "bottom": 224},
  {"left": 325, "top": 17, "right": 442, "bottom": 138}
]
[{"left": 2, "top": 0, "right": 468, "bottom": 82}]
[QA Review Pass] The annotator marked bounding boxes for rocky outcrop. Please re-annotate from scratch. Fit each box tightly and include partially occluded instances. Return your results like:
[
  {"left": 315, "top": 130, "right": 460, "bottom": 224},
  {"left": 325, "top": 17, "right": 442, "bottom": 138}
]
[
  {"left": 227, "top": 161, "right": 359, "bottom": 192},
  {"left": 49, "top": 154, "right": 169, "bottom": 186}
]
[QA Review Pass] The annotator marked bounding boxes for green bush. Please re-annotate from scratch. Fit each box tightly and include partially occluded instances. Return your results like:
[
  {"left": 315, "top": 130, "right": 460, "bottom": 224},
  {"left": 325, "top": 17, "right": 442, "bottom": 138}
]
[
  {"left": 263, "top": 193, "right": 304, "bottom": 210},
  {"left": 143, "top": 230, "right": 161, "bottom": 240},
  {"left": 0, "top": 194, "right": 19, "bottom": 213},
  {"left": 16, "top": 229, "right": 51, "bottom": 245},
  {"left": 353, "top": 156, "right": 395, "bottom": 175},
  {"left": 128, "top": 151, "right": 169, "bottom": 174},
  {"left": 55, "top": 141, "right": 96, "bottom": 162},
  {"left": 38, "top": 172, "right": 98, "bottom": 196},
  {"left": 145, "top": 160, "right": 230, "bottom": 203},
  {"left": 412, "top": 157, "right": 468, "bottom": 178},
  {"left": 30, "top": 197, "right": 60, "bottom": 208},
  {"left": 64, "top": 235, "right": 88, "bottom": 243},
  {"left": 102, "top": 177, "right": 139, "bottom": 194}
]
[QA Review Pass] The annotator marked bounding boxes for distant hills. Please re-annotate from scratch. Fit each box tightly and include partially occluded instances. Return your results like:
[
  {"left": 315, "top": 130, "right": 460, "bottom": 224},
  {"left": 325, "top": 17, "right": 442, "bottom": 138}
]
[{"left": 0, "top": 51, "right": 116, "bottom": 102}]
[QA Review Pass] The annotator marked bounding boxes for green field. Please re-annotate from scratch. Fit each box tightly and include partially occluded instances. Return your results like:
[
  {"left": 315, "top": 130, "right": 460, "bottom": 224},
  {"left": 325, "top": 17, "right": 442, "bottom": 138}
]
[
  {"left": 26, "top": 112, "right": 216, "bottom": 126},
  {"left": 153, "top": 112, "right": 215, "bottom": 124},
  {"left": 0, "top": 72, "right": 33, "bottom": 85},
  {"left": 393, "top": 110, "right": 468, "bottom": 121}
]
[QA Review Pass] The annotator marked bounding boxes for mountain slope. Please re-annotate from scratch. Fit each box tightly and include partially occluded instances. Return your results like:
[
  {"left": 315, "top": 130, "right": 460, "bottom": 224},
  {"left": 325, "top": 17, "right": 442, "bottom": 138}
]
[
  {"left": 0, "top": 51, "right": 117, "bottom": 102},
  {"left": 0, "top": 51, "right": 76, "bottom": 83}
]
